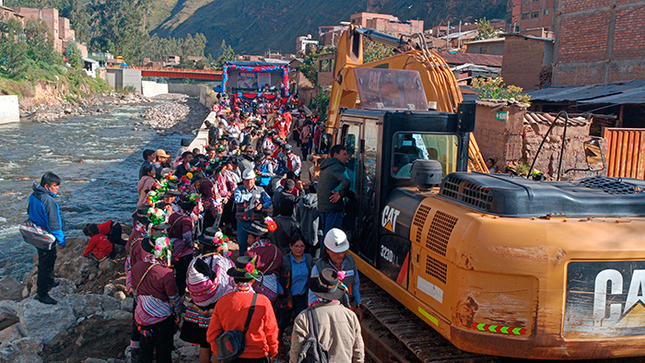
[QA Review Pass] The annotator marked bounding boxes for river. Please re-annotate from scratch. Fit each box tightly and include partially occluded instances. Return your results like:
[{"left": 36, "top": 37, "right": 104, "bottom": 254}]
[{"left": 0, "top": 101, "right": 191, "bottom": 280}]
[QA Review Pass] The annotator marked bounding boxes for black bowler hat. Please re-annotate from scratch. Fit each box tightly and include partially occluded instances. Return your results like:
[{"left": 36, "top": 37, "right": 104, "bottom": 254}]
[
  {"left": 227, "top": 256, "right": 261, "bottom": 281},
  {"left": 308, "top": 268, "right": 346, "bottom": 301}
]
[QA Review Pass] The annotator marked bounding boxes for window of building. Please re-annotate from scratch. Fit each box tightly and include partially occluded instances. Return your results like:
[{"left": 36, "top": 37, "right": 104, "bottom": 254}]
[
  {"left": 531, "top": 11, "right": 539, "bottom": 18},
  {"left": 521, "top": 12, "right": 530, "bottom": 20},
  {"left": 544, "top": 9, "right": 549, "bottom": 15}
]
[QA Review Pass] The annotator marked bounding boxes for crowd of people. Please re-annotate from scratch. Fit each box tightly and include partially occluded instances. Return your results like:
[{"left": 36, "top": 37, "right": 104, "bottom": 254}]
[{"left": 122, "top": 93, "right": 364, "bottom": 363}]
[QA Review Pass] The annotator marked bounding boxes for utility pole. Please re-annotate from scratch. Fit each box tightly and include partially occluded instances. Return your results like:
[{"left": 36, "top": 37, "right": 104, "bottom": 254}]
[
  {"left": 447, "top": 21, "right": 450, "bottom": 51},
  {"left": 458, "top": 20, "right": 462, "bottom": 50}
]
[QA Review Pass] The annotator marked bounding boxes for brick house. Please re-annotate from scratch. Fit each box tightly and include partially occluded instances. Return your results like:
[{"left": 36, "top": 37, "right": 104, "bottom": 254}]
[
  {"left": 511, "top": 0, "right": 556, "bottom": 34},
  {"left": 501, "top": 34, "right": 554, "bottom": 90},
  {"left": 350, "top": 12, "right": 423, "bottom": 36},
  {"left": 552, "top": 0, "right": 645, "bottom": 86},
  {"left": 12, "top": 7, "right": 87, "bottom": 57}
]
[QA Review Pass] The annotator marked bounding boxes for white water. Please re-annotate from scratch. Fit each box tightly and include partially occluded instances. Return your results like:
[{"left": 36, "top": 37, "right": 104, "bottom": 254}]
[{"left": 0, "top": 102, "right": 191, "bottom": 280}]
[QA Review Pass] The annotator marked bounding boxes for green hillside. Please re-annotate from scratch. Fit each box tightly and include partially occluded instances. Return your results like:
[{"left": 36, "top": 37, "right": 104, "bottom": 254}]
[{"left": 151, "top": 0, "right": 509, "bottom": 55}]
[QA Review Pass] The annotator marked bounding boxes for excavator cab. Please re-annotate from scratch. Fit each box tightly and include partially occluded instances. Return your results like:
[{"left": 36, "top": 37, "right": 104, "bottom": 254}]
[{"left": 331, "top": 69, "right": 475, "bottom": 270}]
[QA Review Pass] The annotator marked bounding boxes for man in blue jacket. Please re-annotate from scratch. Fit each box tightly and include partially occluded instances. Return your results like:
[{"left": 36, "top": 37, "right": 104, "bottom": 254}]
[{"left": 28, "top": 172, "right": 66, "bottom": 305}]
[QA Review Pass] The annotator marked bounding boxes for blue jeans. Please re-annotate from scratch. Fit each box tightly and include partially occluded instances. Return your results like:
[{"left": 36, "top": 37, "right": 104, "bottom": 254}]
[
  {"left": 237, "top": 220, "right": 253, "bottom": 255},
  {"left": 320, "top": 212, "right": 344, "bottom": 238}
]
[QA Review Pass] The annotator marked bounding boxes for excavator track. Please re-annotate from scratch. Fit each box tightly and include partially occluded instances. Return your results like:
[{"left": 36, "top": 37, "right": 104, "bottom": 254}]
[{"left": 360, "top": 276, "right": 499, "bottom": 363}]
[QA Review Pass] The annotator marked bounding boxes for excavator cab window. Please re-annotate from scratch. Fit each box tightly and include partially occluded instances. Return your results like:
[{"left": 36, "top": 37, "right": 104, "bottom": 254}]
[{"left": 392, "top": 132, "right": 459, "bottom": 178}]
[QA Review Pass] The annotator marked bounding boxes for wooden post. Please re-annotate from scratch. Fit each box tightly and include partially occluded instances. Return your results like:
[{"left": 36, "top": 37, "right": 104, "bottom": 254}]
[{"left": 617, "top": 104, "right": 625, "bottom": 128}]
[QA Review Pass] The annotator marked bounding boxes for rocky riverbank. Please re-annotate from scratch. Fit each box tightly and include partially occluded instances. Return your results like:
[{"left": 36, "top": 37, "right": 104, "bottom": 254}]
[
  {"left": 135, "top": 93, "right": 210, "bottom": 136},
  {"left": 22, "top": 93, "right": 152, "bottom": 123},
  {"left": 0, "top": 93, "right": 214, "bottom": 362},
  {"left": 0, "top": 231, "right": 212, "bottom": 363}
]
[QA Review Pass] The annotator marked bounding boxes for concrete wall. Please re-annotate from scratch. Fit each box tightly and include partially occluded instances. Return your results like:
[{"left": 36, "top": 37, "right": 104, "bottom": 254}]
[
  {"left": 106, "top": 68, "right": 142, "bottom": 92},
  {"left": 0, "top": 95, "right": 20, "bottom": 124},
  {"left": 168, "top": 84, "right": 202, "bottom": 97},
  {"left": 141, "top": 81, "right": 168, "bottom": 97}
]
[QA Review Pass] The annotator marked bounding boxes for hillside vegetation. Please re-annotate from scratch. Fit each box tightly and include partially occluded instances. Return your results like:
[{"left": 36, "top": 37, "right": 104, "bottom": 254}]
[{"left": 152, "top": 0, "right": 509, "bottom": 55}]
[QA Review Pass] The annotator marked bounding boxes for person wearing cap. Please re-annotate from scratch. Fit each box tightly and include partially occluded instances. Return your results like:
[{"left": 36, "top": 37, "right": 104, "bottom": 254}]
[
  {"left": 318, "top": 145, "right": 351, "bottom": 235},
  {"left": 139, "top": 149, "right": 157, "bottom": 179},
  {"left": 309, "top": 228, "right": 362, "bottom": 319},
  {"left": 255, "top": 150, "right": 275, "bottom": 190},
  {"left": 131, "top": 232, "right": 182, "bottom": 363},
  {"left": 206, "top": 256, "right": 279, "bottom": 362},
  {"left": 272, "top": 178, "right": 299, "bottom": 218},
  {"left": 238, "top": 144, "right": 256, "bottom": 177},
  {"left": 234, "top": 169, "right": 271, "bottom": 255},
  {"left": 168, "top": 197, "right": 198, "bottom": 295},
  {"left": 245, "top": 219, "right": 283, "bottom": 302},
  {"left": 290, "top": 268, "right": 364, "bottom": 363},
  {"left": 283, "top": 144, "right": 302, "bottom": 177},
  {"left": 154, "top": 149, "right": 171, "bottom": 179},
  {"left": 181, "top": 227, "right": 235, "bottom": 363}
]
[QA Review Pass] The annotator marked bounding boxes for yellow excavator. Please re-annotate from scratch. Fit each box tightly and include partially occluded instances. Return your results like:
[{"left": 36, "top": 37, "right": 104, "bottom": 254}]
[
  {"left": 326, "top": 25, "right": 488, "bottom": 173},
  {"left": 324, "top": 25, "right": 645, "bottom": 359}
]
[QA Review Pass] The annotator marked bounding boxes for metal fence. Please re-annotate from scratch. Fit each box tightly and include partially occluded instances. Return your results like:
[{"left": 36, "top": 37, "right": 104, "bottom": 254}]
[{"left": 603, "top": 128, "right": 645, "bottom": 179}]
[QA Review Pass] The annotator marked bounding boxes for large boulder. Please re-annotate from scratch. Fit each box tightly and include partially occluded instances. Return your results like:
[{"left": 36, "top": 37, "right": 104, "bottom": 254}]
[
  {"left": 0, "top": 300, "right": 19, "bottom": 331},
  {"left": 43, "top": 306, "right": 130, "bottom": 362},
  {"left": 0, "top": 337, "right": 44, "bottom": 363},
  {"left": 0, "top": 276, "right": 23, "bottom": 301},
  {"left": 17, "top": 297, "right": 77, "bottom": 345}
]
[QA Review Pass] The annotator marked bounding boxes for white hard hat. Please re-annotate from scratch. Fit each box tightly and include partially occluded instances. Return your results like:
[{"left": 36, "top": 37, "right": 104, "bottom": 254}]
[
  {"left": 242, "top": 169, "right": 256, "bottom": 180},
  {"left": 324, "top": 228, "right": 349, "bottom": 253}
]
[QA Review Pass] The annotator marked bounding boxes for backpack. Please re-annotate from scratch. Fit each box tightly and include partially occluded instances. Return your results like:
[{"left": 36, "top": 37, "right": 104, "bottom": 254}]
[
  {"left": 216, "top": 293, "right": 257, "bottom": 363},
  {"left": 297, "top": 308, "right": 329, "bottom": 363}
]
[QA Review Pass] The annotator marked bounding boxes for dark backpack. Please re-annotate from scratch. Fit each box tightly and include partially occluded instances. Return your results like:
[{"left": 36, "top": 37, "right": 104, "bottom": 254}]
[{"left": 297, "top": 308, "right": 329, "bottom": 363}]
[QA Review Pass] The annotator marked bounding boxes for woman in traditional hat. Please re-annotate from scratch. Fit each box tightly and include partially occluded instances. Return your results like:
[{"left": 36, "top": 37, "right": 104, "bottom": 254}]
[
  {"left": 181, "top": 226, "right": 235, "bottom": 363},
  {"left": 131, "top": 232, "right": 182, "bottom": 363},
  {"left": 207, "top": 256, "right": 279, "bottom": 362},
  {"left": 167, "top": 196, "right": 198, "bottom": 295},
  {"left": 245, "top": 218, "right": 283, "bottom": 302}
]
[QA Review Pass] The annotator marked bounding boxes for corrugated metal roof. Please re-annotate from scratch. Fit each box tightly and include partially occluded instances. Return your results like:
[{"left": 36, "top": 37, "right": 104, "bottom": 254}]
[
  {"left": 525, "top": 80, "right": 645, "bottom": 104},
  {"left": 437, "top": 51, "right": 502, "bottom": 67}
]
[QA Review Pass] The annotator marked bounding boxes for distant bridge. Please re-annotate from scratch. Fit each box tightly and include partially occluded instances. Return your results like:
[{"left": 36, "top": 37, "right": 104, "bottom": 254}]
[
  {"left": 105, "top": 66, "right": 222, "bottom": 94},
  {"left": 106, "top": 66, "right": 222, "bottom": 81}
]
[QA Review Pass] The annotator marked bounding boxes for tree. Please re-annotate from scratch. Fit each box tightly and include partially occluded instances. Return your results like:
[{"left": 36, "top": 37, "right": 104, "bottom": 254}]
[
  {"left": 363, "top": 38, "right": 394, "bottom": 63},
  {"left": 300, "top": 47, "right": 334, "bottom": 87},
  {"left": 214, "top": 40, "right": 235, "bottom": 69},
  {"left": 65, "top": 42, "right": 83, "bottom": 68},
  {"left": 475, "top": 18, "right": 498, "bottom": 40}
]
